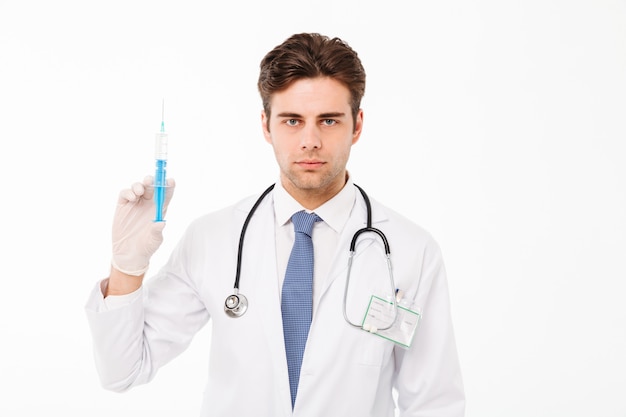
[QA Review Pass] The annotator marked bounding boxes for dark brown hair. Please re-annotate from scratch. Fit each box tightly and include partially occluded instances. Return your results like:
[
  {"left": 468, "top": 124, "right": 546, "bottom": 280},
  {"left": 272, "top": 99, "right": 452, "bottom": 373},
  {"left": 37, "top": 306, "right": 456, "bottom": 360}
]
[{"left": 258, "top": 33, "right": 366, "bottom": 129}]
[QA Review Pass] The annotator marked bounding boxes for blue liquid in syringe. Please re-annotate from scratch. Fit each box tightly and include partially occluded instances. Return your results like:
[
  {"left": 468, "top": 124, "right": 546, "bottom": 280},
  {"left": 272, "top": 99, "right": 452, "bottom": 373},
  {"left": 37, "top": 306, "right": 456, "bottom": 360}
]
[
  {"left": 154, "top": 117, "right": 168, "bottom": 222},
  {"left": 154, "top": 159, "right": 167, "bottom": 222}
]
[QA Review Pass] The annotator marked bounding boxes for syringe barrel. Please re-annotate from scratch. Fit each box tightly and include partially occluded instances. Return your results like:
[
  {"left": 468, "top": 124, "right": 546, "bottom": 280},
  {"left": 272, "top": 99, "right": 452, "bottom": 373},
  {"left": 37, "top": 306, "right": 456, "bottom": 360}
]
[
  {"left": 154, "top": 159, "right": 167, "bottom": 185},
  {"left": 154, "top": 130, "right": 168, "bottom": 221},
  {"left": 155, "top": 131, "right": 168, "bottom": 160},
  {"left": 154, "top": 159, "right": 167, "bottom": 221}
]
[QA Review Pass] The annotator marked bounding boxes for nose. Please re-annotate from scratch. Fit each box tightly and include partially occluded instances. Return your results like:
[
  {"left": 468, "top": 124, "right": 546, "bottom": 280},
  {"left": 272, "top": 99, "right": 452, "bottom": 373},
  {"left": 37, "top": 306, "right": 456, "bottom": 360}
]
[{"left": 300, "top": 124, "right": 321, "bottom": 149}]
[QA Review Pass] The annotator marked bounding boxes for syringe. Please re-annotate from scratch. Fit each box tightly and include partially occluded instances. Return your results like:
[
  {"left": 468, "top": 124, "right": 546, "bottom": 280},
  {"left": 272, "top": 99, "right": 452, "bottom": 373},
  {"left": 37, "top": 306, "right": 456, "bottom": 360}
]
[{"left": 153, "top": 100, "right": 168, "bottom": 222}]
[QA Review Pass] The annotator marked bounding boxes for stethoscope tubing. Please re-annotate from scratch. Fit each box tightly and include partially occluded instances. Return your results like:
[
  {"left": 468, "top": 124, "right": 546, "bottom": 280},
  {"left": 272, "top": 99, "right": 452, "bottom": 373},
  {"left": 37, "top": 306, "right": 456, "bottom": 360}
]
[
  {"left": 233, "top": 183, "right": 275, "bottom": 290},
  {"left": 225, "top": 183, "right": 399, "bottom": 330}
]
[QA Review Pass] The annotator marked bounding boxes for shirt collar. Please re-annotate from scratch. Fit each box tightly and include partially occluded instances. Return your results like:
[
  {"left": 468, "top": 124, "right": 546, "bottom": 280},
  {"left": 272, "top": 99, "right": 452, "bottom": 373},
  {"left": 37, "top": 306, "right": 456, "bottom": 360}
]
[{"left": 274, "top": 176, "right": 356, "bottom": 234}]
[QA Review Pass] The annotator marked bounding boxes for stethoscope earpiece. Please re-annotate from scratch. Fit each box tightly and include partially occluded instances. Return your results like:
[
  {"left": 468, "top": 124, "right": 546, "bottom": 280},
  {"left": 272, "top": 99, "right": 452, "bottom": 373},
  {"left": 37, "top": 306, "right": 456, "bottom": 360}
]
[{"left": 224, "top": 292, "right": 248, "bottom": 318}]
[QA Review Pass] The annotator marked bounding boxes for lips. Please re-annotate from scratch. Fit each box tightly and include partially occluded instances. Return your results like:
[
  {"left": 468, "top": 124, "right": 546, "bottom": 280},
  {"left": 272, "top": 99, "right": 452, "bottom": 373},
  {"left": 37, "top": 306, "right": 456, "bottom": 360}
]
[{"left": 296, "top": 160, "right": 324, "bottom": 169}]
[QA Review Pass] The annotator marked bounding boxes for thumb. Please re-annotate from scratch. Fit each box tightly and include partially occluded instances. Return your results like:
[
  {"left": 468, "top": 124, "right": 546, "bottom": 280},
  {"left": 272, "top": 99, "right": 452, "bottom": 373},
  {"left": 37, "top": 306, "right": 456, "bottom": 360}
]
[
  {"left": 149, "top": 220, "right": 167, "bottom": 241},
  {"left": 144, "top": 220, "right": 167, "bottom": 255}
]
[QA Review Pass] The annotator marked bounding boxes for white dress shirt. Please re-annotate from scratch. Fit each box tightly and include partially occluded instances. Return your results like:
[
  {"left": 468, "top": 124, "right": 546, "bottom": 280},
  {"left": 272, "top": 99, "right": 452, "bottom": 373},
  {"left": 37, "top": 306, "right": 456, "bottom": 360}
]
[{"left": 273, "top": 178, "right": 357, "bottom": 309}]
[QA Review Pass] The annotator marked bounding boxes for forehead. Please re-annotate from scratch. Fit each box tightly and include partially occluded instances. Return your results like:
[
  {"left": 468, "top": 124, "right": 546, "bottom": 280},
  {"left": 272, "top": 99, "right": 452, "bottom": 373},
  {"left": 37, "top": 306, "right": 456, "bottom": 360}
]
[{"left": 269, "top": 77, "right": 351, "bottom": 116}]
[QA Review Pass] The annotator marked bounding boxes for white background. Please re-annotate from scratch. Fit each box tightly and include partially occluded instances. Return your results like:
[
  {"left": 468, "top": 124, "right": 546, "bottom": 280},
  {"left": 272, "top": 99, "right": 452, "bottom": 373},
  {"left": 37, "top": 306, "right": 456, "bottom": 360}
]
[{"left": 1, "top": 0, "right": 624, "bottom": 415}]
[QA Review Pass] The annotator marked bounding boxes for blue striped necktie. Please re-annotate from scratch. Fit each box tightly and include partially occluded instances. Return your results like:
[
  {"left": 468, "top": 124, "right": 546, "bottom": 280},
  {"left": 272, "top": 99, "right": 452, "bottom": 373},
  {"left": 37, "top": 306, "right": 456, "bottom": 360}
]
[{"left": 281, "top": 210, "right": 321, "bottom": 408}]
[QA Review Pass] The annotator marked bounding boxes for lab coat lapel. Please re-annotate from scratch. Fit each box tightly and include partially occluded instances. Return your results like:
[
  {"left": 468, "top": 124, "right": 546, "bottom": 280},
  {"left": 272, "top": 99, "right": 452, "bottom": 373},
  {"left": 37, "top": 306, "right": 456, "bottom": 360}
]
[
  {"left": 241, "top": 198, "right": 293, "bottom": 413},
  {"left": 317, "top": 194, "right": 369, "bottom": 303},
  {"left": 314, "top": 194, "right": 389, "bottom": 328}
]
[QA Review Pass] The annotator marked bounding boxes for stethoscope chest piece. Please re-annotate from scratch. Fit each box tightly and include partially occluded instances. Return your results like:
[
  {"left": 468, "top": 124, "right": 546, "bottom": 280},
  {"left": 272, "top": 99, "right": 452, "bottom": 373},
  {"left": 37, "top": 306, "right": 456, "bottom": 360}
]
[{"left": 224, "top": 292, "right": 248, "bottom": 318}]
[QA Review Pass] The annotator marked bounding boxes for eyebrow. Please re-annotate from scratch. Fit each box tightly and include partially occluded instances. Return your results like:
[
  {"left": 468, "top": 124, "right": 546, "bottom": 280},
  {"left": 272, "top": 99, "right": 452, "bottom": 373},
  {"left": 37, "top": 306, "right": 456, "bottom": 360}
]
[{"left": 276, "top": 112, "right": 347, "bottom": 119}]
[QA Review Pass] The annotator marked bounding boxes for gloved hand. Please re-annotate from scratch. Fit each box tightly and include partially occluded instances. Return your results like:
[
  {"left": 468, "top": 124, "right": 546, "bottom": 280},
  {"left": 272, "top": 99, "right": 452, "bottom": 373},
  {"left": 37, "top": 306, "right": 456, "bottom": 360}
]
[{"left": 111, "top": 176, "right": 176, "bottom": 276}]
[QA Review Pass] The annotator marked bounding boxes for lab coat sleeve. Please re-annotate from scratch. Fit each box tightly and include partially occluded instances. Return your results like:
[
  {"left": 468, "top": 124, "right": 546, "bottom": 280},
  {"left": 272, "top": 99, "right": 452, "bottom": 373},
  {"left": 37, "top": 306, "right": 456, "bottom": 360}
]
[
  {"left": 394, "top": 241, "right": 465, "bottom": 417},
  {"left": 84, "top": 229, "right": 211, "bottom": 392},
  {"left": 84, "top": 282, "right": 149, "bottom": 391}
]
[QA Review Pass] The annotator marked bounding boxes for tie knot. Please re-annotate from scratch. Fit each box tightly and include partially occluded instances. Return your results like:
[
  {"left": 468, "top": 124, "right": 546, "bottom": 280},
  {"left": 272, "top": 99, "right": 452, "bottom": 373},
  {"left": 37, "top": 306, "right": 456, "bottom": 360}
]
[{"left": 291, "top": 211, "right": 321, "bottom": 235}]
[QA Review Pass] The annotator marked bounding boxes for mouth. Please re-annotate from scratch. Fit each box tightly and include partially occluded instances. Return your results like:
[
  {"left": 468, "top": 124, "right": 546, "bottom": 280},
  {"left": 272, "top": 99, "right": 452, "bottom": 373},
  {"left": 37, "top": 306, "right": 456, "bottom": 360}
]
[{"left": 296, "top": 160, "right": 325, "bottom": 169}]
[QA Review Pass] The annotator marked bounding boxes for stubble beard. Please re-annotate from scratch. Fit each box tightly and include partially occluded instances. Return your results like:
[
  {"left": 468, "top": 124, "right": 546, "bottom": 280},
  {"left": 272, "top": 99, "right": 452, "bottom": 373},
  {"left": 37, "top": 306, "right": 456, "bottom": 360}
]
[{"left": 283, "top": 165, "right": 345, "bottom": 195}]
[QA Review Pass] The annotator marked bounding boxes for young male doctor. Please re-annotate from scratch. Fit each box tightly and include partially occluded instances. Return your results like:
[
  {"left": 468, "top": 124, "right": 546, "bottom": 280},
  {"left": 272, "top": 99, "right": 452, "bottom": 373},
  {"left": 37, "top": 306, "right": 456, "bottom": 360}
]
[{"left": 85, "top": 32, "right": 465, "bottom": 416}]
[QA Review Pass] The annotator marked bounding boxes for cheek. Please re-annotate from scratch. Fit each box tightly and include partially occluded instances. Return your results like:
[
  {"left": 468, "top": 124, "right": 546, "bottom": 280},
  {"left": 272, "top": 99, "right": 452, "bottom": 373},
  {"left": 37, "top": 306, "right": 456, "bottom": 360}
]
[
  {"left": 332, "top": 142, "right": 353, "bottom": 161},
  {"left": 271, "top": 136, "right": 295, "bottom": 153},
  {"left": 269, "top": 140, "right": 291, "bottom": 161}
]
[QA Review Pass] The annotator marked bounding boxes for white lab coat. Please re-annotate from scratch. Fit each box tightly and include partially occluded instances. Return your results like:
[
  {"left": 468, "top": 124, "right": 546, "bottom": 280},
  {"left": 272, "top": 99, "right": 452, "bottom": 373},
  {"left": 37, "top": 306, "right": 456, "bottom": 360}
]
[{"left": 85, "top": 186, "right": 465, "bottom": 417}]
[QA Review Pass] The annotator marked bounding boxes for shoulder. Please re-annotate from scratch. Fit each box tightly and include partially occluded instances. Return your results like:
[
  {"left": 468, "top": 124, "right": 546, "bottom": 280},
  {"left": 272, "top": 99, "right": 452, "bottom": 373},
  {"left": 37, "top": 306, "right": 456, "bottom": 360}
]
[
  {"left": 368, "top": 196, "right": 441, "bottom": 251},
  {"left": 365, "top": 198, "right": 448, "bottom": 291},
  {"left": 183, "top": 191, "right": 272, "bottom": 238}
]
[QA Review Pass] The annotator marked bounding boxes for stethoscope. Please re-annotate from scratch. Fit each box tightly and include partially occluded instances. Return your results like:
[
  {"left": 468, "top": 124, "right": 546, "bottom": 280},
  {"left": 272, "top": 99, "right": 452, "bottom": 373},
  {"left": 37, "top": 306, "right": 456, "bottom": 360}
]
[{"left": 224, "top": 183, "right": 398, "bottom": 331}]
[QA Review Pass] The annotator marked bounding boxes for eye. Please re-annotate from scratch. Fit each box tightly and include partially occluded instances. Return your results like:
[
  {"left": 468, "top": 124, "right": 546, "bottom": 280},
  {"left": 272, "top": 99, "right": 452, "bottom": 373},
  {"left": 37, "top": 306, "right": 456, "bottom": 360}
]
[
  {"left": 285, "top": 119, "right": 299, "bottom": 126},
  {"left": 322, "top": 119, "right": 337, "bottom": 126}
]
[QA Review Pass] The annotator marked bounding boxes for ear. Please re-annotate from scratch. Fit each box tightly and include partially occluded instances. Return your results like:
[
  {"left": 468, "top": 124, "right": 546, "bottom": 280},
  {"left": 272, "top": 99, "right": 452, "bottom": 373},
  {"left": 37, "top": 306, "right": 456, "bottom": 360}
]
[
  {"left": 351, "top": 109, "right": 364, "bottom": 145},
  {"left": 261, "top": 110, "right": 272, "bottom": 144}
]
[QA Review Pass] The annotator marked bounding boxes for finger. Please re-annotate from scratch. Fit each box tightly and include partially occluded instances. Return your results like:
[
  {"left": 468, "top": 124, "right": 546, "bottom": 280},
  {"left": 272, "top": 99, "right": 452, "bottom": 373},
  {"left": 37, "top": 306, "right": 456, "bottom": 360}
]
[
  {"left": 117, "top": 179, "right": 148, "bottom": 204},
  {"left": 140, "top": 176, "right": 154, "bottom": 200},
  {"left": 132, "top": 181, "right": 146, "bottom": 197},
  {"left": 164, "top": 178, "right": 176, "bottom": 205},
  {"left": 118, "top": 185, "right": 139, "bottom": 204}
]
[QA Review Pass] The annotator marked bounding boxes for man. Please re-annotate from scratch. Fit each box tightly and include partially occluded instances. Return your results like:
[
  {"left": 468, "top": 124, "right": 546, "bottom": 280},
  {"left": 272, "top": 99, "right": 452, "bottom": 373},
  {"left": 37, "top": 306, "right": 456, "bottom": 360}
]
[{"left": 86, "top": 32, "right": 465, "bottom": 416}]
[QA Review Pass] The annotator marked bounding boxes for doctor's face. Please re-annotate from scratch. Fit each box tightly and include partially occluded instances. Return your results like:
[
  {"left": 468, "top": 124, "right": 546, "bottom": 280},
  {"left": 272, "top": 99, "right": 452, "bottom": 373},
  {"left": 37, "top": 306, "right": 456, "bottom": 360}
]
[{"left": 262, "top": 77, "right": 363, "bottom": 207}]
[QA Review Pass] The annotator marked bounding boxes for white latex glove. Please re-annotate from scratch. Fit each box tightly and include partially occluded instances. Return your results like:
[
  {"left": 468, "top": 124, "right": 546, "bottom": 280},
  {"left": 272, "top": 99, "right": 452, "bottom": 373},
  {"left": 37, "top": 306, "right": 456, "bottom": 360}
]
[{"left": 111, "top": 176, "right": 176, "bottom": 276}]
